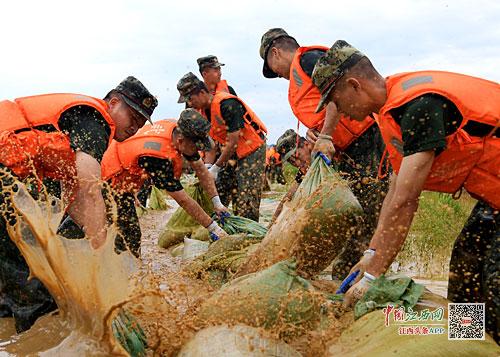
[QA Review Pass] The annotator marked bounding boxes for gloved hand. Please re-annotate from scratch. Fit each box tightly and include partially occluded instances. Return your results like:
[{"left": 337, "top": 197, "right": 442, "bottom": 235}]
[
  {"left": 208, "top": 164, "right": 221, "bottom": 181},
  {"left": 306, "top": 128, "right": 320, "bottom": 144},
  {"left": 206, "top": 220, "right": 228, "bottom": 242},
  {"left": 204, "top": 163, "right": 213, "bottom": 170},
  {"left": 311, "top": 134, "right": 335, "bottom": 161},
  {"left": 344, "top": 271, "right": 376, "bottom": 307},
  {"left": 346, "top": 248, "right": 376, "bottom": 280},
  {"left": 211, "top": 195, "right": 229, "bottom": 217}
]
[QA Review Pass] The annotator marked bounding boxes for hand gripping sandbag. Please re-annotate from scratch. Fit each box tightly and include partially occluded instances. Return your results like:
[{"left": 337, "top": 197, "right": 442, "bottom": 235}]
[
  {"left": 236, "top": 156, "right": 363, "bottom": 278},
  {"left": 158, "top": 182, "right": 213, "bottom": 248}
]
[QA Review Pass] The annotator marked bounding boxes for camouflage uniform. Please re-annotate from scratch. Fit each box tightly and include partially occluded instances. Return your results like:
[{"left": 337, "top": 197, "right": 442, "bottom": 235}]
[{"left": 312, "top": 40, "right": 499, "bottom": 342}]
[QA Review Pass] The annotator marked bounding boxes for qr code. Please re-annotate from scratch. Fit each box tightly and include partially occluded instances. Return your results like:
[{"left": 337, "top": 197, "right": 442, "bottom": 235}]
[{"left": 448, "top": 303, "right": 485, "bottom": 340}]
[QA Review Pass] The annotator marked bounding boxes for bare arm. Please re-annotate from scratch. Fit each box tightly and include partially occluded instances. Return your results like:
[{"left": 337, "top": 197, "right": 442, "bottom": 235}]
[
  {"left": 203, "top": 145, "right": 217, "bottom": 165},
  {"left": 366, "top": 151, "right": 435, "bottom": 276},
  {"left": 311, "top": 102, "right": 338, "bottom": 159},
  {"left": 64, "top": 151, "right": 107, "bottom": 249},
  {"left": 191, "top": 159, "right": 218, "bottom": 198},
  {"left": 168, "top": 189, "right": 213, "bottom": 228},
  {"left": 320, "top": 102, "right": 341, "bottom": 136},
  {"left": 214, "top": 131, "right": 240, "bottom": 167}
]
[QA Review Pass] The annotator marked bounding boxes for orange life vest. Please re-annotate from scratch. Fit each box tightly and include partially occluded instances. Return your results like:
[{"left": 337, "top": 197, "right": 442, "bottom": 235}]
[
  {"left": 288, "top": 46, "right": 375, "bottom": 151},
  {"left": 0, "top": 93, "right": 115, "bottom": 181},
  {"left": 378, "top": 70, "right": 500, "bottom": 209},
  {"left": 101, "top": 119, "right": 183, "bottom": 193},
  {"left": 215, "top": 80, "right": 230, "bottom": 94},
  {"left": 206, "top": 92, "right": 267, "bottom": 159},
  {"left": 266, "top": 146, "right": 276, "bottom": 166}
]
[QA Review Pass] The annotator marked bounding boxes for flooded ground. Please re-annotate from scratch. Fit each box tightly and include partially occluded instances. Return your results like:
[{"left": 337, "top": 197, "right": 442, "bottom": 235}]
[{"left": 0, "top": 188, "right": 450, "bottom": 356}]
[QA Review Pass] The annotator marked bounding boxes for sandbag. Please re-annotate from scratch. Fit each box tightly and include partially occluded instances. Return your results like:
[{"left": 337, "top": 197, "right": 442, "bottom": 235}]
[
  {"left": 158, "top": 183, "right": 213, "bottom": 248},
  {"left": 236, "top": 157, "right": 363, "bottom": 278},
  {"left": 178, "top": 324, "right": 301, "bottom": 357},
  {"left": 185, "top": 234, "right": 261, "bottom": 287},
  {"left": 219, "top": 215, "right": 268, "bottom": 238},
  {"left": 182, "top": 238, "right": 209, "bottom": 261},
  {"left": 147, "top": 185, "right": 170, "bottom": 210},
  {"left": 327, "top": 291, "right": 500, "bottom": 356},
  {"left": 198, "top": 260, "right": 329, "bottom": 337}
]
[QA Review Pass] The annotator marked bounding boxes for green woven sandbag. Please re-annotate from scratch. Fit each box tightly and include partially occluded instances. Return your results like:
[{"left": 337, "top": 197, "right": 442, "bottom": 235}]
[
  {"left": 158, "top": 183, "right": 213, "bottom": 248},
  {"left": 236, "top": 157, "right": 363, "bottom": 278},
  {"left": 199, "top": 259, "right": 327, "bottom": 336},
  {"left": 218, "top": 215, "right": 268, "bottom": 238},
  {"left": 185, "top": 234, "right": 260, "bottom": 287},
  {"left": 147, "top": 186, "right": 170, "bottom": 210}
]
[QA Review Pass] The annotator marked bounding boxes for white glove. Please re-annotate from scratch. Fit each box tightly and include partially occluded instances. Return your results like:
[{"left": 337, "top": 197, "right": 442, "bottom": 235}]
[
  {"left": 204, "top": 163, "right": 213, "bottom": 169},
  {"left": 344, "top": 271, "right": 376, "bottom": 307},
  {"left": 206, "top": 220, "right": 228, "bottom": 241},
  {"left": 211, "top": 195, "right": 229, "bottom": 215},
  {"left": 208, "top": 164, "right": 221, "bottom": 180}
]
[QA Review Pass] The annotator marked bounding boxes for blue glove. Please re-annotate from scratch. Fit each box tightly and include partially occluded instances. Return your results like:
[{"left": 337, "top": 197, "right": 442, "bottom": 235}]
[
  {"left": 316, "top": 152, "right": 332, "bottom": 166},
  {"left": 336, "top": 270, "right": 360, "bottom": 294},
  {"left": 219, "top": 211, "right": 230, "bottom": 226},
  {"left": 209, "top": 232, "right": 220, "bottom": 242}
]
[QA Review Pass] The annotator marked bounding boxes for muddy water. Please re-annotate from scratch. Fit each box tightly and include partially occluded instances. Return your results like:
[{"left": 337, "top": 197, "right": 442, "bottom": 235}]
[{"left": 0, "top": 181, "right": 449, "bottom": 356}]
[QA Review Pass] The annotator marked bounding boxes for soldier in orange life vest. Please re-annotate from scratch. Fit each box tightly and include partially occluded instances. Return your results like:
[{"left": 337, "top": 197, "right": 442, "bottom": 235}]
[
  {"left": 197, "top": 55, "right": 237, "bottom": 96},
  {"left": 0, "top": 76, "right": 157, "bottom": 332},
  {"left": 98, "top": 109, "right": 229, "bottom": 256},
  {"left": 259, "top": 28, "right": 388, "bottom": 279},
  {"left": 312, "top": 40, "right": 500, "bottom": 342},
  {"left": 177, "top": 72, "right": 267, "bottom": 221}
]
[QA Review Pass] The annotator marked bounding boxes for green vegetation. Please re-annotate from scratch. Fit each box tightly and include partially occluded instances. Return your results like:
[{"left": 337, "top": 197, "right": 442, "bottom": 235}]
[{"left": 396, "top": 192, "right": 476, "bottom": 279}]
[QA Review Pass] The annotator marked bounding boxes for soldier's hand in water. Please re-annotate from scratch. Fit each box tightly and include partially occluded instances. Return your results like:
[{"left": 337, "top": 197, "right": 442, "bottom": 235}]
[
  {"left": 344, "top": 272, "right": 375, "bottom": 307},
  {"left": 207, "top": 220, "right": 228, "bottom": 242},
  {"left": 211, "top": 195, "right": 229, "bottom": 217},
  {"left": 311, "top": 134, "right": 335, "bottom": 161},
  {"left": 306, "top": 128, "right": 320, "bottom": 144}
]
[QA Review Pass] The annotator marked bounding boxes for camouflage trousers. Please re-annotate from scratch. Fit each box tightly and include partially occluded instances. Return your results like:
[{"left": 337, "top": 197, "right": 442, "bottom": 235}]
[
  {"left": 330, "top": 124, "right": 389, "bottom": 279},
  {"left": 216, "top": 144, "right": 266, "bottom": 222},
  {"left": 447, "top": 201, "right": 499, "bottom": 343}
]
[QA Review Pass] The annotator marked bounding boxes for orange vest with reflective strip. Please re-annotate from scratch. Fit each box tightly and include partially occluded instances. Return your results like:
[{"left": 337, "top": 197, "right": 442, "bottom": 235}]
[
  {"left": 378, "top": 71, "right": 500, "bottom": 209},
  {"left": 101, "top": 119, "right": 183, "bottom": 192},
  {"left": 266, "top": 146, "right": 276, "bottom": 166},
  {"left": 0, "top": 94, "right": 115, "bottom": 181},
  {"left": 288, "top": 46, "right": 375, "bottom": 151},
  {"left": 0, "top": 93, "right": 115, "bottom": 142},
  {"left": 207, "top": 92, "right": 267, "bottom": 158}
]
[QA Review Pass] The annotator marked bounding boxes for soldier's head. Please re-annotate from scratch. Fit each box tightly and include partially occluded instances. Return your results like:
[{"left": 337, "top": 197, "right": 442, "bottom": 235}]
[
  {"left": 197, "top": 55, "right": 224, "bottom": 87},
  {"left": 177, "top": 72, "right": 212, "bottom": 110},
  {"left": 104, "top": 76, "right": 157, "bottom": 142},
  {"left": 260, "top": 28, "right": 299, "bottom": 80},
  {"left": 312, "top": 40, "right": 386, "bottom": 121},
  {"left": 276, "top": 129, "right": 312, "bottom": 173},
  {"left": 174, "top": 109, "right": 212, "bottom": 156}
]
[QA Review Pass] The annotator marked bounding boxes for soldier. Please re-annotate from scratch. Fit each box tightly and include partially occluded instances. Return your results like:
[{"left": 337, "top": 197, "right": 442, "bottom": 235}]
[
  {"left": 177, "top": 72, "right": 267, "bottom": 221},
  {"left": 312, "top": 40, "right": 499, "bottom": 342},
  {"left": 0, "top": 76, "right": 156, "bottom": 332},
  {"left": 197, "top": 55, "right": 237, "bottom": 96},
  {"left": 259, "top": 28, "right": 388, "bottom": 278}
]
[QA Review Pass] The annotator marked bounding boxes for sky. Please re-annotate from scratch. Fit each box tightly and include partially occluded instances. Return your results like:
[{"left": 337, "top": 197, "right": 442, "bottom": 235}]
[{"left": 1, "top": 0, "right": 499, "bottom": 143}]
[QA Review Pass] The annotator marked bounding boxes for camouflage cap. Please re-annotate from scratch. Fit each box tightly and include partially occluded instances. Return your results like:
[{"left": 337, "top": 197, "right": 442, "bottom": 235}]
[
  {"left": 112, "top": 76, "right": 158, "bottom": 124},
  {"left": 197, "top": 55, "right": 225, "bottom": 71},
  {"left": 276, "top": 128, "right": 300, "bottom": 162},
  {"left": 177, "top": 108, "right": 212, "bottom": 151},
  {"left": 259, "top": 28, "right": 296, "bottom": 78},
  {"left": 312, "top": 40, "right": 366, "bottom": 113},
  {"left": 176, "top": 72, "right": 204, "bottom": 103}
]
